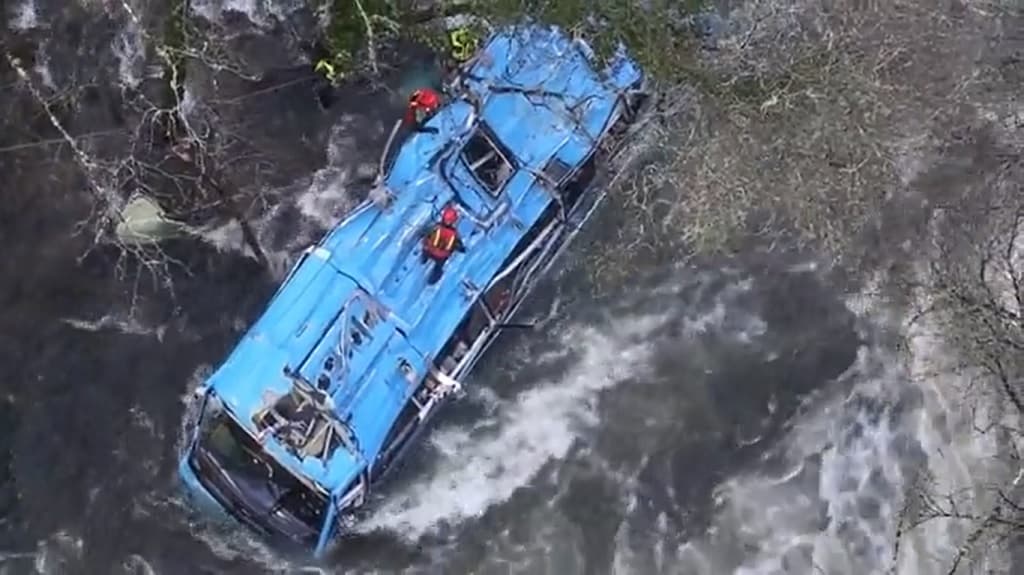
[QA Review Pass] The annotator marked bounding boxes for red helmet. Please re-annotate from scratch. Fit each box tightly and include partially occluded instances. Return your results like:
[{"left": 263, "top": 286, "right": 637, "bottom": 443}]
[
  {"left": 441, "top": 205, "right": 458, "bottom": 225},
  {"left": 411, "top": 87, "right": 441, "bottom": 109}
]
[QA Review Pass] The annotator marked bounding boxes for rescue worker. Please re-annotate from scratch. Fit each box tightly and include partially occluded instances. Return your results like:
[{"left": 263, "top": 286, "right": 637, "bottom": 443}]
[
  {"left": 442, "top": 27, "right": 480, "bottom": 88},
  {"left": 314, "top": 57, "right": 341, "bottom": 85},
  {"left": 421, "top": 204, "right": 465, "bottom": 285},
  {"left": 448, "top": 27, "right": 479, "bottom": 65},
  {"left": 404, "top": 87, "right": 442, "bottom": 134},
  {"left": 311, "top": 48, "right": 347, "bottom": 110}
]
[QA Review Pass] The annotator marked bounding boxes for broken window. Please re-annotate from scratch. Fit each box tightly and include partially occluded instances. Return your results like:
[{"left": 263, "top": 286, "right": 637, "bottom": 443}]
[
  {"left": 252, "top": 371, "right": 359, "bottom": 461},
  {"left": 541, "top": 156, "right": 572, "bottom": 188},
  {"left": 462, "top": 125, "right": 515, "bottom": 195},
  {"left": 335, "top": 291, "right": 380, "bottom": 370},
  {"left": 484, "top": 279, "right": 513, "bottom": 317},
  {"left": 193, "top": 407, "right": 329, "bottom": 539},
  {"left": 349, "top": 313, "right": 372, "bottom": 347}
]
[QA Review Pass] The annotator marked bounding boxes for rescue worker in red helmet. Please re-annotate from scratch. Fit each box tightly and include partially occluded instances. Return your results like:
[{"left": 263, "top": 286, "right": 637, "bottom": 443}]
[
  {"left": 405, "top": 87, "right": 442, "bottom": 134},
  {"left": 421, "top": 204, "right": 466, "bottom": 284}
]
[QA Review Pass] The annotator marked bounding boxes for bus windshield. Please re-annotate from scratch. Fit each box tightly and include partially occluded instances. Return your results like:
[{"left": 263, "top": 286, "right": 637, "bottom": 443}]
[{"left": 190, "top": 400, "right": 328, "bottom": 542}]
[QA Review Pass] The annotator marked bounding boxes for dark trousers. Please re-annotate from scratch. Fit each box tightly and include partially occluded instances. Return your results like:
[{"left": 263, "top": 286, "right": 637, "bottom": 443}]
[
  {"left": 313, "top": 76, "right": 336, "bottom": 109},
  {"left": 420, "top": 251, "right": 448, "bottom": 285}
]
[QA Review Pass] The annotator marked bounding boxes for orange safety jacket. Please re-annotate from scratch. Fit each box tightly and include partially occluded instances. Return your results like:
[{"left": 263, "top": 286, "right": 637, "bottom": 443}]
[{"left": 423, "top": 224, "right": 460, "bottom": 261}]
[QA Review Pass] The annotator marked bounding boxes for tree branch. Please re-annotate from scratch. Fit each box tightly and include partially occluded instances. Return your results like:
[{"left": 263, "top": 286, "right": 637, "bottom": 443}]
[{"left": 352, "top": 0, "right": 379, "bottom": 75}]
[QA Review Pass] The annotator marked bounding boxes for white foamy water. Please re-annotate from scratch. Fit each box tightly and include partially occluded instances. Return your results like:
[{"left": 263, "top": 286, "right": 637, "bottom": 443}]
[
  {"left": 695, "top": 346, "right": 919, "bottom": 575},
  {"left": 120, "top": 554, "right": 157, "bottom": 575},
  {"left": 295, "top": 118, "right": 373, "bottom": 230},
  {"left": 894, "top": 306, "right": 1006, "bottom": 575},
  {"left": 193, "top": 218, "right": 257, "bottom": 257},
  {"left": 361, "top": 312, "right": 672, "bottom": 538},
  {"left": 112, "top": 15, "right": 146, "bottom": 89},
  {"left": 191, "top": 116, "right": 367, "bottom": 273},
  {"left": 190, "top": 0, "right": 303, "bottom": 27},
  {"left": 358, "top": 265, "right": 770, "bottom": 546},
  {"left": 613, "top": 279, "right": 1010, "bottom": 575},
  {"left": 32, "top": 530, "right": 83, "bottom": 575},
  {"left": 7, "top": 0, "right": 39, "bottom": 30},
  {"left": 60, "top": 313, "right": 167, "bottom": 340},
  {"left": 31, "top": 45, "right": 56, "bottom": 90}
]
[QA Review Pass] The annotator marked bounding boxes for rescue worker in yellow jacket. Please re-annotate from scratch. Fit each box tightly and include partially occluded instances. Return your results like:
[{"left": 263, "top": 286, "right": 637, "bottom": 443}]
[
  {"left": 312, "top": 47, "right": 348, "bottom": 109},
  {"left": 443, "top": 27, "right": 481, "bottom": 86},
  {"left": 448, "top": 28, "right": 479, "bottom": 64},
  {"left": 315, "top": 57, "right": 342, "bottom": 85}
]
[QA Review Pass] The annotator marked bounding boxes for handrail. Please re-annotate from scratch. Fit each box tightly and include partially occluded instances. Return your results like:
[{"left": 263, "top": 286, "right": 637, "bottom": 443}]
[
  {"left": 487, "top": 216, "right": 559, "bottom": 289},
  {"left": 376, "top": 118, "right": 404, "bottom": 182},
  {"left": 466, "top": 198, "right": 509, "bottom": 231},
  {"left": 368, "top": 119, "right": 405, "bottom": 210}
]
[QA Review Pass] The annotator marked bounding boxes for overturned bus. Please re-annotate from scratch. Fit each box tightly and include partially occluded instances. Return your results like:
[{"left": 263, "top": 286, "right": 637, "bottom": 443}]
[{"left": 177, "top": 24, "right": 648, "bottom": 557}]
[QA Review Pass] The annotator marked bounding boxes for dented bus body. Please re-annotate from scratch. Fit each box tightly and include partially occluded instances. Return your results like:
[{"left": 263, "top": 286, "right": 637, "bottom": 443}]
[{"left": 177, "top": 24, "right": 647, "bottom": 557}]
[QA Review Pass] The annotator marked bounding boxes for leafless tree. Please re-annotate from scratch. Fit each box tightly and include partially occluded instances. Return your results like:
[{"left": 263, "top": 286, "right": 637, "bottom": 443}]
[
  {"left": 1, "top": 1, "right": 279, "bottom": 310},
  {"left": 483, "top": 0, "right": 1023, "bottom": 569},
  {"left": 895, "top": 136, "right": 1024, "bottom": 573},
  {"left": 571, "top": 0, "right": 1018, "bottom": 289}
]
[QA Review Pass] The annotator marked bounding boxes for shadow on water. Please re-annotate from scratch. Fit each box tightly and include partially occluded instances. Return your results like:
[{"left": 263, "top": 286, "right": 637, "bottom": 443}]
[
  {"left": 305, "top": 250, "right": 864, "bottom": 575},
  {"left": 0, "top": 157, "right": 862, "bottom": 575},
  {"left": 0, "top": 33, "right": 459, "bottom": 573},
  {"left": 0, "top": 49, "right": 389, "bottom": 575},
  {"left": 424, "top": 252, "right": 864, "bottom": 574},
  {"left": 0, "top": 8, "right": 863, "bottom": 569},
  {"left": 0, "top": 235, "right": 276, "bottom": 571},
  {"left": 585, "top": 257, "right": 861, "bottom": 571}
]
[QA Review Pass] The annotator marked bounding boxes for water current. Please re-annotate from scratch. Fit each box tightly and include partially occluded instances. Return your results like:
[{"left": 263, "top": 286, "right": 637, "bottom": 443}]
[{"left": 1, "top": 1, "right": 1017, "bottom": 574}]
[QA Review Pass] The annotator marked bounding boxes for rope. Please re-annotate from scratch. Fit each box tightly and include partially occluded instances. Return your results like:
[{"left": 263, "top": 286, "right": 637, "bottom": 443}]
[
  {"left": 0, "top": 73, "right": 322, "bottom": 155},
  {"left": 210, "top": 73, "right": 320, "bottom": 104},
  {"left": 0, "top": 128, "right": 128, "bottom": 154}
]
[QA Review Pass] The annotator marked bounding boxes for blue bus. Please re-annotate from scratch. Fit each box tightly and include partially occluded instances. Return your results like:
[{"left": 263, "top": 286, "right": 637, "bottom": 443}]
[{"left": 177, "top": 23, "right": 647, "bottom": 557}]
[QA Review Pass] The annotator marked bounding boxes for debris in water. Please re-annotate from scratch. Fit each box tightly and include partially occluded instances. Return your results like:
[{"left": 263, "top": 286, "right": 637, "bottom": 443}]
[{"left": 114, "top": 194, "right": 192, "bottom": 244}]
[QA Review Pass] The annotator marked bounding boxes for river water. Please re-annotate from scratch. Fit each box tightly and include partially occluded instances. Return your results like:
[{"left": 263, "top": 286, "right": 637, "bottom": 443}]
[{"left": 1, "top": 1, "right": 1019, "bottom": 574}]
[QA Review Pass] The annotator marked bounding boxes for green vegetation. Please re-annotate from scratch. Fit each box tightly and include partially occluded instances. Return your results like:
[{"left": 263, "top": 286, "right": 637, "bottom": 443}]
[
  {"left": 315, "top": 0, "right": 902, "bottom": 284},
  {"left": 162, "top": 0, "right": 189, "bottom": 99},
  {"left": 164, "top": 0, "right": 188, "bottom": 65},
  {"left": 318, "top": 0, "right": 712, "bottom": 81},
  {"left": 496, "top": 0, "right": 707, "bottom": 79},
  {"left": 320, "top": 0, "right": 399, "bottom": 76}
]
